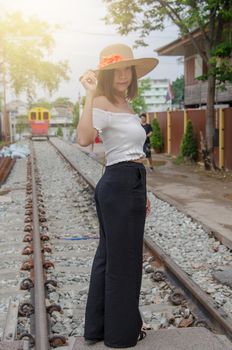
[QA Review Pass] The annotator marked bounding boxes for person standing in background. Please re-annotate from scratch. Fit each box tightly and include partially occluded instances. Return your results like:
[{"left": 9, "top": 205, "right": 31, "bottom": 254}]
[{"left": 140, "top": 113, "right": 154, "bottom": 171}]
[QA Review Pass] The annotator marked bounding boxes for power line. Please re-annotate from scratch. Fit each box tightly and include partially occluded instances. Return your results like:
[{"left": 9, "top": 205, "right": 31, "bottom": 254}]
[{"left": 54, "top": 28, "right": 178, "bottom": 40}]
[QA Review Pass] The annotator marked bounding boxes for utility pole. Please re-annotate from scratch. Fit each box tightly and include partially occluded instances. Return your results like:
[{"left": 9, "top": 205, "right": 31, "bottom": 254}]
[
  {"left": 0, "top": 33, "right": 9, "bottom": 142},
  {"left": 2, "top": 68, "right": 10, "bottom": 141},
  {"left": 0, "top": 35, "right": 3, "bottom": 141}
]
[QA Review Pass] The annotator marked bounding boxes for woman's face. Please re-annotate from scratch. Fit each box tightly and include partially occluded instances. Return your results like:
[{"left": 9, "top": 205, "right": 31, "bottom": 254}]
[{"left": 113, "top": 66, "right": 132, "bottom": 93}]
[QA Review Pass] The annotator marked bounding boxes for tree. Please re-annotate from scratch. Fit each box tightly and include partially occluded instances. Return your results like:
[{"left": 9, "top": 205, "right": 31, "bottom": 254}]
[
  {"left": 0, "top": 12, "right": 69, "bottom": 140},
  {"left": 72, "top": 102, "right": 80, "bottom": 128},
  {"left": 172, "top": 75, "right": 184, "bottom": 107},
  {"left": 181, "top": 120, "right": 198, "bottom": 161},
  {"left": 56, "top": 126, "right": 63, "bottom": 137},
  {"left": 150, "top": 118, "right": 164, "bottom": 152},
  {"left": 30, "top": 99, "right": 53, "bottom": 110},
  {"left": 15, "top": 114, "right": 28, "bottom": 139},
  {"left": 104, "top": 0, "right": 232, "bottom": 169},
  {"left": 53, "top": 97, "right": 73, "bottom": 108},
  {"left": 131, "top": 78, "right": 151, "bottom": 114}
]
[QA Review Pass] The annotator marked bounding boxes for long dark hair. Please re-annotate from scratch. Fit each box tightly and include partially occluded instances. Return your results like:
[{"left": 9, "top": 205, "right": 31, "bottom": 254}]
[{"left": 95, "top": 66, "right": 138, "bottom": 104}]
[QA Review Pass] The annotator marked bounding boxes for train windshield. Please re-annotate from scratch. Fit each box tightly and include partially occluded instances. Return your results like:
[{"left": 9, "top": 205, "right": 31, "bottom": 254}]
[
  {"left": 43, "top": 112, "right": 49, "bottom": 120},
  {"left": 31, "top": 112, "right": 36, "bottom": 120}
]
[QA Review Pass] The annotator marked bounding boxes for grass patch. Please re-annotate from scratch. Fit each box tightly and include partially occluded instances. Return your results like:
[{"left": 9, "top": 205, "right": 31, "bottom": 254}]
[{"left": 173, "top": 154, "right": 185, "bottom": 165}]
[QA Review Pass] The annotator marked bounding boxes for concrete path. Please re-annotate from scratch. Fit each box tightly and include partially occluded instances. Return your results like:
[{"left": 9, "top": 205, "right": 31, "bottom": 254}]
[{"left": 70, "top": 328, "right": 232, "bottom": 349}]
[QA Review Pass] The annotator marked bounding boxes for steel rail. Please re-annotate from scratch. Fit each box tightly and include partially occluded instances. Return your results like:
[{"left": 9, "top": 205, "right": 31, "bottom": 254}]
[
  {"left": 144, "top": 236, "right": 232, "bottom": 339},
  {"left": 30, "top": 145, "right": 49, "bottom": 350},
  {"left": 49, "top": 139, "right": 232, "bottom": 340}
]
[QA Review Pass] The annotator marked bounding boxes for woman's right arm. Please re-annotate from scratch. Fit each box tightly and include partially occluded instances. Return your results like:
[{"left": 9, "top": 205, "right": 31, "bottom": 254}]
[{"left": 76, "top": 71, "right": 98, "bottom": 146}]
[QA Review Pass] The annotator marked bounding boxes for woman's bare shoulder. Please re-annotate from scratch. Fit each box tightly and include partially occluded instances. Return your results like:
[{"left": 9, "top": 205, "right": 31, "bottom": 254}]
[{"left": 93, "top": 96, "right": 110, "bottom": 111}]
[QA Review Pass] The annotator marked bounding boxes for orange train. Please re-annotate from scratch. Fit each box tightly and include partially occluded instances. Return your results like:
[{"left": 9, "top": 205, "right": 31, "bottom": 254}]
[{"left": 28, "top": 107, "right": 51, "bottom": 137}]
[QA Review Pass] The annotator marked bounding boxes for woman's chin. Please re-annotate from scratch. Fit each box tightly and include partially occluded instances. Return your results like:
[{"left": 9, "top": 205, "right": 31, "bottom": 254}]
[{"left": 114, "top": 86, "right": 128, "bottom": 94}]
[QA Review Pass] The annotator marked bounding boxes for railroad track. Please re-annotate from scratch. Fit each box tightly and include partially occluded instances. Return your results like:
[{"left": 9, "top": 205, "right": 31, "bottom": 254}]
[
  {"left": 1, "top": 138, "right": 232, "bottom": 349},
  {"left": 49, "top": 139, "right": 232, "bottom": 343}
]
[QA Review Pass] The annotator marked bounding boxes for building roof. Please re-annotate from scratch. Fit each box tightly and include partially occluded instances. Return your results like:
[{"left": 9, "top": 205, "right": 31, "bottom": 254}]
[
  {"left": 51, "top": 107, "right": 73, "bottom": 118},
  {"left": 156, "top": 28, "right": 203, "bottom": 56},
  {"left": 6, "top": 100, "right": 28, "bottom": 112}
]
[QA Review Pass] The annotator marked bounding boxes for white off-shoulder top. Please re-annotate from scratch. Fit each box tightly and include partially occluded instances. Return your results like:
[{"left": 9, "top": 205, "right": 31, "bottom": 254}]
[{"left": 92, "top": 108, "right": 146, "bottom": 166}]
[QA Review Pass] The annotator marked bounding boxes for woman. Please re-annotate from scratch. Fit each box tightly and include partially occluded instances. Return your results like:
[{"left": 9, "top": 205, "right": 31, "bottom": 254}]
[{"left": 77, "top": 43, "right": 158, "bottom": 348}]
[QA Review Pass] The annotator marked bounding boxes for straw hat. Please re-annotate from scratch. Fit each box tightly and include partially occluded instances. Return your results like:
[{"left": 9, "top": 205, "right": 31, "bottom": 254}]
[{"left": 94, "top": 43, "right": 159, "bottom": 79}]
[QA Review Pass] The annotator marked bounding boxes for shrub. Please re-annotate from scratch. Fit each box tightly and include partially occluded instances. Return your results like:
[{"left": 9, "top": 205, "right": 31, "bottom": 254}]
[
  {"left": 150, "top": 118, "right": 164, "bottom": 152},
  {"left": 181, "top": 119, "right": 198, "bottom": 161},
  {"left": 56, "top": 126, "right": 63, "bottom": 137}
]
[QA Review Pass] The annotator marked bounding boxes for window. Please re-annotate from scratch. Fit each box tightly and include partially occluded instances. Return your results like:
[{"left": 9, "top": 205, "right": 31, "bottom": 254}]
[
  {"left": 43, "top": 112, "right": 49, "bottom": 120},
  {"left": 30, "top": 112, "right": 36, "bottom": 120}
]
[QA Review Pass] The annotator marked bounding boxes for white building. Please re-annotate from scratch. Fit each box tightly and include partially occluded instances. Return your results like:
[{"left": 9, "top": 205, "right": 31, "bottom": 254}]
[
  {"left": 141, "top": 79, "right": 172, "bottom": 112},
  {"left": 5, "top": 100, "right": 29, "bottom": 141},
  {"left": 49, "top": 106, "right": 73, "bottom": 140}
]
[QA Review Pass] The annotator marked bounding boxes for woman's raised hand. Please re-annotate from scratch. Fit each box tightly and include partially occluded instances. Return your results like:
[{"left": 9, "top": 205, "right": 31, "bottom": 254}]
[{"left": 80, "top": 70, "right": 97, "bottom": 93}]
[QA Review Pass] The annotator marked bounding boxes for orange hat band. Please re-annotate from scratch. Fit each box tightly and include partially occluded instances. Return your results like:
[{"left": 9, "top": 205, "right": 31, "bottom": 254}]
[{"left": 99, "top": 54, "right": 124, "bottom": 69}]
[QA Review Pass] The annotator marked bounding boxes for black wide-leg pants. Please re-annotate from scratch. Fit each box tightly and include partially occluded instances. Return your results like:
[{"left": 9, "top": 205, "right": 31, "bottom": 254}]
[{"left": 84, "top": 161, "right": 147, "bottom": 348}]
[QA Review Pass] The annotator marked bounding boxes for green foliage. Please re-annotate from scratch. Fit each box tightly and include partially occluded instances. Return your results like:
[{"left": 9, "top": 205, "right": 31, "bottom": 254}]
[
  {"left": 131, "top": 78, "right": 151, "bottom": 114},
  {"left": 15, "top": 114, "right": 28, "bottom": 135},
  {"left": 104, "top": 0, "right": 232, "bottom": 84},
  {"left": 150, "top": 118, "right": 163, "bottom": 152},
  {"left": 56, "top": 126, "right": 63, "bottom": 137},
  {"left": 72, "top": 102, "right": 80, "bottom": 128},
  {"left": 173, "top": 154, "right": 185, "bottom": 165},
  {"left": 0, "top": 12, "right": 69, "bottom": 99},
  {"left": 180, "top": 120, "right": 198, "bottom": 161},
  {"left": 197, "top": 41, "right": 232, "bottom": 88},
  {"left": 172, "top": 75, "right": 184, "bottom": 105},
  {"left": 30, "top": 100, "right": 52, "bottom": 109},
  {"left": 53, "top": 97, "right": 73, "bottom": 108}
]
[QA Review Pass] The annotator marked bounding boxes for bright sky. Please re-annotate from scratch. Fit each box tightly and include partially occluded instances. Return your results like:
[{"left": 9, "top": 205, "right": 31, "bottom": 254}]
[{"left": 0, "top": 0, "right": 183, "bottom": 103}]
